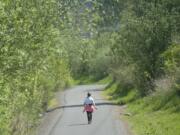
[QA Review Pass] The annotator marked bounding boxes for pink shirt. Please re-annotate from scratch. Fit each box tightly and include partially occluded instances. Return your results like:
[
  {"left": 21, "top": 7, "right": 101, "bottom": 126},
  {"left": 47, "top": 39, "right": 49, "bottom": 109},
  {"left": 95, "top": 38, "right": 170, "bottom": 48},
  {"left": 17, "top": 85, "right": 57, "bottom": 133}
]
[{"left": 83, "top": 104, "right": 94, "bottom": 112}]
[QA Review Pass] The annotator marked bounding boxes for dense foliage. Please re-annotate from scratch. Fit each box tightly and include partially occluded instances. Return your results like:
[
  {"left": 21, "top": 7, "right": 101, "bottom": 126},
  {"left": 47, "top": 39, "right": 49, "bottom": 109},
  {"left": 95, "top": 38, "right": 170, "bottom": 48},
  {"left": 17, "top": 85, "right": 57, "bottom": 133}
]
[
  {"left": 66, "top": 0, "right": 180, "bottom": 95},
  {"left": 105, "top": 0, "right": 180, "bottom": 96},
  {"left": 0, "top": 0, "right": 72, "bottom": 134}
]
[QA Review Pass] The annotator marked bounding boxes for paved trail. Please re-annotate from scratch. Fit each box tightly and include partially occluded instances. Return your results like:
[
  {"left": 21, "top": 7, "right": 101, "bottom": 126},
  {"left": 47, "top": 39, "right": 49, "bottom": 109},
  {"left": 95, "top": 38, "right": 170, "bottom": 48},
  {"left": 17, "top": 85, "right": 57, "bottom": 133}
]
[{"left": 38, "top": 85, "right": 130, "bottom": 135}]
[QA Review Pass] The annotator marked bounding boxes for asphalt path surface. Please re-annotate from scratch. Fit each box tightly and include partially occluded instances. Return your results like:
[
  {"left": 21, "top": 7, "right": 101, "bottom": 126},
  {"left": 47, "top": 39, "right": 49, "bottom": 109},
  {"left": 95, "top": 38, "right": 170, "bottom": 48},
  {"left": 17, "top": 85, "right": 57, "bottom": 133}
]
[{"left": 39, "top": 85, "right": 130, "bottom": 135}]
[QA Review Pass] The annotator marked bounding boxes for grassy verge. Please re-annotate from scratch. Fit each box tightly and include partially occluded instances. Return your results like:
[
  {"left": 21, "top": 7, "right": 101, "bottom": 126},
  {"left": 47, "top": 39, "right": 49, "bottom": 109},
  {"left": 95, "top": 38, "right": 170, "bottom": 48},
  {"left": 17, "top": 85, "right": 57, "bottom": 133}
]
[
  {"left": 126, "top": 90, "right": 180, "bottom": 135},
  {"left": 96, "top": 76, "right": 113, "bottom": 84},
  {"left": 104, "top": 82, "right": 180, "bottom": 135},
  {"left": 47, "top": 97, "right": 59, "bottom": 110},
  {"left": 103, "top": 82, "right": 137, "bottom": 104}
]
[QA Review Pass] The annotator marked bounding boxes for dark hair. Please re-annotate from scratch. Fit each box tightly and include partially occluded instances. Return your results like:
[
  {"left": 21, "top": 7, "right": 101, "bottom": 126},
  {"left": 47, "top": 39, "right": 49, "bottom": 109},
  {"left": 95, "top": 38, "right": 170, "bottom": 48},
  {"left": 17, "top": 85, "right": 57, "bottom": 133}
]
[{"left": 87, "top": 92, "right": 91, "bottom": 97}]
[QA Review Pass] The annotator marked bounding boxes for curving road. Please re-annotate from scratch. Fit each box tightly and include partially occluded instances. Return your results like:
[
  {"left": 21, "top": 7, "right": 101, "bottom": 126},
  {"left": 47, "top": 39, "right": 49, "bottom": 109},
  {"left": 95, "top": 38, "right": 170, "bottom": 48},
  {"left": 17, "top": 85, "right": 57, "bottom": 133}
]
[{"left": 38, "top": 85, "right": 130, "bottom": 135}]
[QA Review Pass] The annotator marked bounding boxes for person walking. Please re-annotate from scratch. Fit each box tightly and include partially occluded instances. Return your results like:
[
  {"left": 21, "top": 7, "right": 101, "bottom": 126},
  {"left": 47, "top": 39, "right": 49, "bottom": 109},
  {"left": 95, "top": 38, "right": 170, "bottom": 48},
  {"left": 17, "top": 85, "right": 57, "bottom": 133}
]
[{"left": 83, "top": 92, "right": 97, "bottom": 124}]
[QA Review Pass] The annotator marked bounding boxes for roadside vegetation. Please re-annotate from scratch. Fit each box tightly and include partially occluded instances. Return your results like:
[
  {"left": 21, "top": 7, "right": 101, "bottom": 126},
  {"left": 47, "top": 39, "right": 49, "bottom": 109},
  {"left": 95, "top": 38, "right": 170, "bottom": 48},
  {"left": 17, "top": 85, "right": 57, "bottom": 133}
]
[
  {"left": 0, "top": 0, "right": 179, "bottom": 135},
  {"left": 104, "top": 77, "right": 180, "bottom": 135},
  {"left": 127, "top": 89, "right": 180, "bottom": 135}
]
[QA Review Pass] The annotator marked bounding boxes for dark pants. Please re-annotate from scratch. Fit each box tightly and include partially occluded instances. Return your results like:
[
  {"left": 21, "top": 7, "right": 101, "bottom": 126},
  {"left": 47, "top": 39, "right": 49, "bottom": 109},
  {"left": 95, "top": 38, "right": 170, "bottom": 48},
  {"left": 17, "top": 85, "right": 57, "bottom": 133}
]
[{"left": 86, "top": 111, "right": 92, "bottom": 122}]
